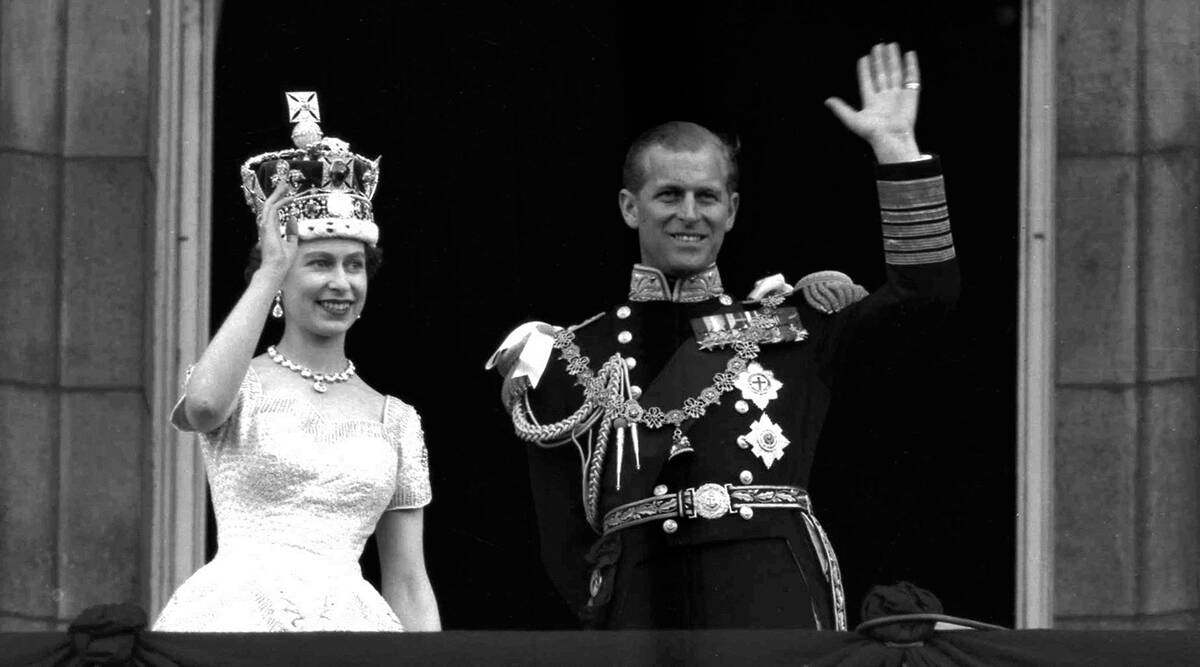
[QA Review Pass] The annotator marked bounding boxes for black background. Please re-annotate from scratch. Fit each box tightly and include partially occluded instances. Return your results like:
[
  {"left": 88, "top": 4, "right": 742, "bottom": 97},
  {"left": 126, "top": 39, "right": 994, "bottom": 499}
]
[{"left": 212, "top": 0, "right": 1021, "bottom": 629}]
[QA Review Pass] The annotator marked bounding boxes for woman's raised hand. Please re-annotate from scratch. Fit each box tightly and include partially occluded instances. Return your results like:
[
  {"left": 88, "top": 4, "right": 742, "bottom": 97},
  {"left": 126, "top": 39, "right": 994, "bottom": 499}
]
[{"left": 257, "top": 178, "right": 299, "bottom": 281}]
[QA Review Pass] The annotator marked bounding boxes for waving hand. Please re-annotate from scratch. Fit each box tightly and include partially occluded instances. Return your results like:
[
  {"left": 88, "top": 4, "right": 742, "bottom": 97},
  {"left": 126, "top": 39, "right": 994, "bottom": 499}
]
[{"left": 825, "top": 42, "right": 923, "bottom": 164}]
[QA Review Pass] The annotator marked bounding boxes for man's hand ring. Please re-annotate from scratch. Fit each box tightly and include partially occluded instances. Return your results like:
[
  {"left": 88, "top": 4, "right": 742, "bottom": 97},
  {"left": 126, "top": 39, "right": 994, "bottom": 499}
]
[{"left": 904, "top": 82, "right": 921, "bottom": 89}]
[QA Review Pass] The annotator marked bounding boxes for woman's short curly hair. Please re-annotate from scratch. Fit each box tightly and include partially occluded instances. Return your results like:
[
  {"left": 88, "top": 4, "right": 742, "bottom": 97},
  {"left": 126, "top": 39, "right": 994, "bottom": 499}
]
[{"left": 244, "top": 242, "right": 385, "bottom": 285}]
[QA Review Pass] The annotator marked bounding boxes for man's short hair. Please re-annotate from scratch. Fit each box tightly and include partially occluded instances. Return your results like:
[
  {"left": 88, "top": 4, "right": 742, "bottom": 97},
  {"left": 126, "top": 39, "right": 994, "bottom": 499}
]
[{"left": 622, "top": 121, "right": 740, "bottom": 194}]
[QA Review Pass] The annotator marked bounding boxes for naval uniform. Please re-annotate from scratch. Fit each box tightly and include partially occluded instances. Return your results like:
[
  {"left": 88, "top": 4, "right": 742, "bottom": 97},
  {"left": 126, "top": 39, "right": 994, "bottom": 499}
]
[{"left": 503, "top": 156, "right": 959, "bottom": 630}]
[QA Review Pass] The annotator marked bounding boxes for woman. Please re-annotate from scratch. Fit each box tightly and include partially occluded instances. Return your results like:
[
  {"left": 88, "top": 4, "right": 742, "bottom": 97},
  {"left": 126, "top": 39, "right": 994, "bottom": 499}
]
[{"left": 154, "top": 97, "right": 440, "bottom": 631}]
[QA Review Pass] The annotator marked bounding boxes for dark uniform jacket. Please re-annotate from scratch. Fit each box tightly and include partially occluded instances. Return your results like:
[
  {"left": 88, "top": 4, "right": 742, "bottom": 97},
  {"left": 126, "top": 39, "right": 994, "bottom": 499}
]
[{"left": 511, "top": 157, "right": 959, "bottom": 629}]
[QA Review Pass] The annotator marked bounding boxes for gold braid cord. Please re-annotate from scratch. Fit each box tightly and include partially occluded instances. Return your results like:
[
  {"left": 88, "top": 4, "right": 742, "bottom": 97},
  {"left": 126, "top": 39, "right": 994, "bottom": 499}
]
[
  {"left": 511, "top": 295, "right": 786, "bottom": 532},
  {"left": 511, "top": 394, "right": 597, "bottom": 444}
]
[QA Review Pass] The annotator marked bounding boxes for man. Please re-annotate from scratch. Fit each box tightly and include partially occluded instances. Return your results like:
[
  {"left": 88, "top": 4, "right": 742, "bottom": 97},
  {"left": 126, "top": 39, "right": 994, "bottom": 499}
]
[{"left": 488, "top": 43, "right": 958, "bottom": 629}]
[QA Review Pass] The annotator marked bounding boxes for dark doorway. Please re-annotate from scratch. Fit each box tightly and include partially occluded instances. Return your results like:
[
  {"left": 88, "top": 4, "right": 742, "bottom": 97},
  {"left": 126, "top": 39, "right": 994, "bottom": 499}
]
[{"left": 211, "top": 0, "right": 1020, "bottom": 629}]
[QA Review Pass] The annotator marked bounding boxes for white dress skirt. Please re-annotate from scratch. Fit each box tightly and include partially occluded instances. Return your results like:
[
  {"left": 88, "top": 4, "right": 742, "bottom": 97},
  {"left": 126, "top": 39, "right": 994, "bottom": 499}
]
[{"left": 153, "top": 367, "right": 431, "bottom": 632}]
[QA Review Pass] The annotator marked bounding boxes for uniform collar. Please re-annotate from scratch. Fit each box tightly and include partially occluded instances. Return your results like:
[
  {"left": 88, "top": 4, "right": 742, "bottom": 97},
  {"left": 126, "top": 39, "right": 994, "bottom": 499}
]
[{"left": 628, "top": 263, "right": 725, "bottom": 303}]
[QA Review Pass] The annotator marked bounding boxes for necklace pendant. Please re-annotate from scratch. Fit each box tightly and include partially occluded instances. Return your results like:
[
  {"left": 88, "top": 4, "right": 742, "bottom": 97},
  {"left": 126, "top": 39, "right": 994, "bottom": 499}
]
[{"left": 268, "top": 345, "right": 353, "bottom": 393}]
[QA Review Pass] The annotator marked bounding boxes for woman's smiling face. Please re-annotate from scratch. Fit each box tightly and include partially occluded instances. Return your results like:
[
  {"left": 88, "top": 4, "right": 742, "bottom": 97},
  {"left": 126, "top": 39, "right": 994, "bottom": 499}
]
[{"left": 280, "top": 238, "right": 368, "bottom": 338}]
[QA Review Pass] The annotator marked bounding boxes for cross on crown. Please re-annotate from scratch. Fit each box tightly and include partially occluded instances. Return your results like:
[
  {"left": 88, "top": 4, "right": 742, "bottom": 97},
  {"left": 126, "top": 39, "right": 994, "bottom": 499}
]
[{"left": 287, "top": 91, "right": 321, "bottom": 124}]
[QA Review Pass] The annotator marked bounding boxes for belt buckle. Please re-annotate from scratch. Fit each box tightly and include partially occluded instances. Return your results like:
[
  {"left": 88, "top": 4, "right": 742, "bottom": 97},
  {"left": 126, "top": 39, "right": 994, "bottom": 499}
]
[{"left": 692, "top": 483, "right": 732, "bottom": 520}]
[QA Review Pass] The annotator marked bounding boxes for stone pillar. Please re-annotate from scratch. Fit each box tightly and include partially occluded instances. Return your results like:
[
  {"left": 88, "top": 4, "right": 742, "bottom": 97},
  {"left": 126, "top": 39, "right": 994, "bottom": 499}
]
[
  {"left": 0, "top": 0, "right": 153, "bottom": 630},
  {"left": 1055, "top": 0, "right": 1200, "bottom": 629}
]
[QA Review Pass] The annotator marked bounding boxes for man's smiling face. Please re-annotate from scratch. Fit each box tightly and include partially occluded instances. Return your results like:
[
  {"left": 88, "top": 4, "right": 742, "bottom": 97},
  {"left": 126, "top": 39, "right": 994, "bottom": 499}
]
[{"left": 619, "top": 143, "right": 739, "bottom": 277}]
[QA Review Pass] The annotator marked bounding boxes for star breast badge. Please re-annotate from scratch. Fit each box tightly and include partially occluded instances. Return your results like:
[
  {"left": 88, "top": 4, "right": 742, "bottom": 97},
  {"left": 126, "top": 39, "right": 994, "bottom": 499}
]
[
  {"left": 737, "top": 413, "right": 790, "bottom": 468},
  {"left": 734, "top": 362, "right": 782, "bottom": 410}
]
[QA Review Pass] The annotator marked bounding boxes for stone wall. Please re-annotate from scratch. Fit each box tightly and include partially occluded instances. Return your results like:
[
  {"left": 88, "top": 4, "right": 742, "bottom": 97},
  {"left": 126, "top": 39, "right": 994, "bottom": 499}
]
[
  {"left": 0, "top": 0, "right": 154, "bottom": 630},
  {"left": 1055, "top": 0, "right": 1200, "bottom": 629}
]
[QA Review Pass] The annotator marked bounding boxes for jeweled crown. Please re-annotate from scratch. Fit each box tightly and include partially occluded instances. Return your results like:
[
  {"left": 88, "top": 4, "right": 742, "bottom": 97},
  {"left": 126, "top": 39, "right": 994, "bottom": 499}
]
[{"left": 240, "top": 92, "right": 381, "bottom": 245}]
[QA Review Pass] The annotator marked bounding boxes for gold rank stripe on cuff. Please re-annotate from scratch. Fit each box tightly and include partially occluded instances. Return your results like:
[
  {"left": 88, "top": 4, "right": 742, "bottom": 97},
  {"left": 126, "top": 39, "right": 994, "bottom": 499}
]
[
  {"left": 877, "top": 175, "right": 945, "bottom": 208},
  {"left": 877, "top": 174, "right": 954, "bottom": 266},
  {"left": 882, "top": 219, "right": 951, "bottom": 239},
  {"left": 880, "top": 205, "right": 949, "bottom": 226}
]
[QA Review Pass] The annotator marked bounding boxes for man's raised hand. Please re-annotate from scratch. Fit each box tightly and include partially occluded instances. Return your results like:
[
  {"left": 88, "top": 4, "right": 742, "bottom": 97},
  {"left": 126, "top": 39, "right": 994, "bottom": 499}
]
[{"left": 824, "top": 42, "right": 923, "bottom": 164}]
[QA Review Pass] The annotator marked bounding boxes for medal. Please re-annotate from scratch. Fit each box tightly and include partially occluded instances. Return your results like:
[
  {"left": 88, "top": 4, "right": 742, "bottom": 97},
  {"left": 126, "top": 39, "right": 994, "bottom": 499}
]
[
  {"left": 734, "top": 362, "right": 782, "bottom": 410},
  {"left": 737, "top": 413, "right": 791, "bottom": 468}
]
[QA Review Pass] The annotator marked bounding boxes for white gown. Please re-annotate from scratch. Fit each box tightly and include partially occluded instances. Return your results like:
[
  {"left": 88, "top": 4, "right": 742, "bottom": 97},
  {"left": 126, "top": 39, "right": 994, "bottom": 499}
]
[{"left": 153, "top": 366, "right": 431, "bottom": 632}]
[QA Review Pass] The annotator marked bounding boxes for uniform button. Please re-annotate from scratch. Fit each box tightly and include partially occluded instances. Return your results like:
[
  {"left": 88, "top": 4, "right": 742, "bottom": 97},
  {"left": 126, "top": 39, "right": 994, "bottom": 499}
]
[
  {"left": 736, "top": 435, "right": 750, "bottom": 449},
  {"left": 739, "top": 470, "right": 754, "bottom": 485},
  {"left": 617, "top": 306, "right": 631, "bottom": 319},
  {"left": 625, "top": 356, "right": 637, "bottom": 369},
  {"left": 617, "top": 331, "right": 633, "bottom": 344},
  {"left": 739, "top": 506, "right": 754, "bottom": 520},
  {"left": 653, "top": 484, "right": 669, "bottom": 496},
  {"left": 735, "top": 400, "right": 750, "bottom": 414},
  {"left": 719, "top": 294, "right": 733, "bottom": 306},
  {"left": 662, "top": 519, "right": 679, "bottom": 534},
  {"left": 630, "top": 385, "right": 642, "bottom": 399}
]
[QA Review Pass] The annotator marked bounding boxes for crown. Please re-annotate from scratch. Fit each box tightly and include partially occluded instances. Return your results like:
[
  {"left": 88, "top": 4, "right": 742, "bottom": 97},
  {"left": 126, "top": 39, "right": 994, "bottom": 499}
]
[{"left": 240, "top": 92, "right": 381, "bottom": 246}]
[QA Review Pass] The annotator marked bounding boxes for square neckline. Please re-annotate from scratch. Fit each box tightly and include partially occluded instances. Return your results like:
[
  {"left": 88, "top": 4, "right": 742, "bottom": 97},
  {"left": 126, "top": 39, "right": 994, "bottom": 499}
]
[{"left": 247, "top": 364, "right": 393, "bottom": 427}]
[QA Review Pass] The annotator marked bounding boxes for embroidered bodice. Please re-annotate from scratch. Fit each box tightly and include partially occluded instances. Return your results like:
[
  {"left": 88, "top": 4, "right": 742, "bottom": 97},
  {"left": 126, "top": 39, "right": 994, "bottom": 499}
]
[
  {"left": 201, "top": 367, "right": 429, "bottom": 561},
  {"left": 153, "top": 366, "right": 431, "bottom": 632}
]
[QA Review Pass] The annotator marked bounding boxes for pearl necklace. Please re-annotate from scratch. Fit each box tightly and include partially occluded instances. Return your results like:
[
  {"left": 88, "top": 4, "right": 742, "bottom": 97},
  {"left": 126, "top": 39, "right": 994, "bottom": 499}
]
[{"left": 267, "top": 345, "right": 356, "bottom": 393}]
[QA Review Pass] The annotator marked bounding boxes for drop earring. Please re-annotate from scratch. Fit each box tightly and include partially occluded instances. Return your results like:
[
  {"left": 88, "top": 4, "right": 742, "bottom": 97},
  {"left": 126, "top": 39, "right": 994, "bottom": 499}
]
[{"left": 272, "top": 291, "right": 284, "bottom": 319}]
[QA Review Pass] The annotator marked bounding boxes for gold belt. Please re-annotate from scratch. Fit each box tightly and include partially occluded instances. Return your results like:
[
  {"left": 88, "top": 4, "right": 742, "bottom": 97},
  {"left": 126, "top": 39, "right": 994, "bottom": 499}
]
[
  {"left": 602, "top": 484, "right": 811, "bottom": 535},
  {"left": 598, "top": 481, "right": 847, "bottom": 630}
]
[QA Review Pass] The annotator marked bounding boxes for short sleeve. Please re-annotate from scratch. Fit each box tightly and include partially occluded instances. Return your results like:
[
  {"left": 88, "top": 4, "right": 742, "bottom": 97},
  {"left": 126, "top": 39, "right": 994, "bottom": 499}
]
[
  {"left": 169, "top": 365, "right": 262, "bottom": 442},
  {"left": 384, "top": 398, "right": 432, "bottom": 510}
]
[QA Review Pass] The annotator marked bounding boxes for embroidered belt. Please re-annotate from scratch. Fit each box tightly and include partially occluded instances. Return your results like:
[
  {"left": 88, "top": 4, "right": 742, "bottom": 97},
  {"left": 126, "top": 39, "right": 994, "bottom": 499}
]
[
  {"left": 598, "top": 482, "right": 847, "bottom": 630},
  {"left": 602, "top": 484, "right": 811, "bottom": 535}
]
